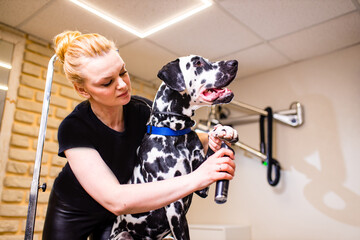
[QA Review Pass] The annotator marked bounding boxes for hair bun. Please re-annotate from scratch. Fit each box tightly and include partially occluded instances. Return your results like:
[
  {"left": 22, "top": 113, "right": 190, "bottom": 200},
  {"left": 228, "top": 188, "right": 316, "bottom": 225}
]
[{"left": 53, "top": 31, "right": 81, "bottom": 63}]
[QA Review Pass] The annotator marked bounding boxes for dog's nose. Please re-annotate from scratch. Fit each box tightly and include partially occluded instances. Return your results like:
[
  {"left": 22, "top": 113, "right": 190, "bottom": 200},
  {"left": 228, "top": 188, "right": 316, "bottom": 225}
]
[{"left": 227, "top": 60, "right": 238, "bottom": 68}]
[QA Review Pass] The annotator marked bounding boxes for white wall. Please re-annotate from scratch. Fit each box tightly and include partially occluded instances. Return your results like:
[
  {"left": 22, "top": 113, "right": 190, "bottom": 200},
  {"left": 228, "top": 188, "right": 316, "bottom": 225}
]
[{"left": 188, "top": 44, "right": 360, "bottom": 240}]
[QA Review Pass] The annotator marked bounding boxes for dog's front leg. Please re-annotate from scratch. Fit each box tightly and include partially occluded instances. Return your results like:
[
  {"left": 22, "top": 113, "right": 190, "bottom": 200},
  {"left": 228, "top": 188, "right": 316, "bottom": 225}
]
[
  {"left": 112, "top": 232, "right": 134, "bottom": 240},
  {"left": 165, "top": 199, "right": 191, "bottom": 240},
  {"left": 109, "top": 228, "right": 134, "bottom": 240}
]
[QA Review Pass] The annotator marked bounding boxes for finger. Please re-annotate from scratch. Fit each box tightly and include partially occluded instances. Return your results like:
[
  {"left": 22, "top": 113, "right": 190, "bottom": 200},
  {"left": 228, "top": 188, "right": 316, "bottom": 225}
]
[
  {"left": 218, "top": 163, "right": 235, "bottom": 176},
  {"left": 220, "top": 159, "right": 236, "bottom": 175},
  {"left": 214, "top": 148, "right": 235, "bottom": 159},
  {"left": 216, "top": 168, "right": 235, "bottom": 180},
  {"left": 209, "top": 137, "right": 222, "bottom": 149},
  {"left": 209, "top": 133, "right": 221, "bottom": 142},
  {"left": 209, "top": 142, "right": 220, "bottom": 151}
]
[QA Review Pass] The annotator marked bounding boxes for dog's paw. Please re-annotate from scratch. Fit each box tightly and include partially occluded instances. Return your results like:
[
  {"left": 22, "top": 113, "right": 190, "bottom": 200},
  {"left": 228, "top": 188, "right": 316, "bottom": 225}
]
[
  {"left": 116, "top": 232, "right": 134, "bottom": 240},
  {"left": 210, "top": 125, "right": 238, "bottom": 143},
  {"left": 195, "top": 187, "right": 209, "bottom": 198}
]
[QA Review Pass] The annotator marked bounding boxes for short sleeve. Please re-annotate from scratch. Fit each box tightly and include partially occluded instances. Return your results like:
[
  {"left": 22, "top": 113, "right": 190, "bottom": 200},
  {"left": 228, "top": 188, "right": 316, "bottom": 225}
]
[{"left": 57, "top": 116, "right": 95, "bottom": 157}]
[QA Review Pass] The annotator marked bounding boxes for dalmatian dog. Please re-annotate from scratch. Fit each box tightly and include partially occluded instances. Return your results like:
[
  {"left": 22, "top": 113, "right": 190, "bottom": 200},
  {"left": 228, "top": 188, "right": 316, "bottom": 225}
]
[{"left": 110, "top": 55, "right": 238, "bottom": 240}]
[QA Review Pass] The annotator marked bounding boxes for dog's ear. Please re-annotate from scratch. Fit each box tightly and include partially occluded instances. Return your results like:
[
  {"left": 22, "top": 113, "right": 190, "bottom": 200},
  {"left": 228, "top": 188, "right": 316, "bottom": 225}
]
[{"left": 157, "top": 59, "right": 186, "bottom": 92}]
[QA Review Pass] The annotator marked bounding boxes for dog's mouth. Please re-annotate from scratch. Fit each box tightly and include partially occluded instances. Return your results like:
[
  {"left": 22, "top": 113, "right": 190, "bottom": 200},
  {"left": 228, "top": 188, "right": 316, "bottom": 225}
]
[{"left": 200, "top": 87, "right": 234, "bottom": 104}]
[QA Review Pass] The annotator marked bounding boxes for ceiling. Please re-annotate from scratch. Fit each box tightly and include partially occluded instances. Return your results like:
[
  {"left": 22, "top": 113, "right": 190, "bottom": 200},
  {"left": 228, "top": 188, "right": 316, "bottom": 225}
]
[{"left": 1, "top": 0, "right": 360, "bottom": 85}]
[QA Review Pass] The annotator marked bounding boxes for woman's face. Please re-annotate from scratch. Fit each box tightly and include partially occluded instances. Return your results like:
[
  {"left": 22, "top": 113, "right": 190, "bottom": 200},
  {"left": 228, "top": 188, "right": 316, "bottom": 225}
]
[{"left": 77, "top": 49, "right": 131, "bottom": 107}]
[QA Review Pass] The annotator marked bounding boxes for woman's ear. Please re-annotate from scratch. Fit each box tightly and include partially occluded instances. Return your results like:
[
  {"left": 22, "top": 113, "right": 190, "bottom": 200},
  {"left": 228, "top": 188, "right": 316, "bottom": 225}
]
[{"left": 74, "top": 84, "right": 90, "bottom": 99}]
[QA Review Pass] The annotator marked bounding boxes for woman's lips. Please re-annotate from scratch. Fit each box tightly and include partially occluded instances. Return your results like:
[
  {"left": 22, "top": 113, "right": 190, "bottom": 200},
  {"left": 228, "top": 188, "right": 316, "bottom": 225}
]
[{"left": 117, "top": 90, "right": 129, "bottom": 98}]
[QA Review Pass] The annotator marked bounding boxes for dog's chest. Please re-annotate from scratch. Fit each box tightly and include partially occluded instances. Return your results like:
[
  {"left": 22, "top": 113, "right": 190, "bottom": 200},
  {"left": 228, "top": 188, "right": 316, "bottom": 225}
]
[{"left": 136, "top": 131, "right": 204, "bottom": 181}]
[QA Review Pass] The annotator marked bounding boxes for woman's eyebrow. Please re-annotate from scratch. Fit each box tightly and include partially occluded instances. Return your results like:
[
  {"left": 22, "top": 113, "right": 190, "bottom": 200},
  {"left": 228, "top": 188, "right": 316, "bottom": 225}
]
[
  {"left": 120, "top": 64, "right": 126, "bottom": 72},
  {"left": 98, "top": 64, "right": 125, "bottom": 82}
]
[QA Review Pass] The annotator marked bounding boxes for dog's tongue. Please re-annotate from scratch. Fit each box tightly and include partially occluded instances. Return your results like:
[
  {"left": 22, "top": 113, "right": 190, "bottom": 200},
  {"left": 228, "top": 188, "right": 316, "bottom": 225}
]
[{"left": 202, "top": 88, "right": 232, "bottom": 101}]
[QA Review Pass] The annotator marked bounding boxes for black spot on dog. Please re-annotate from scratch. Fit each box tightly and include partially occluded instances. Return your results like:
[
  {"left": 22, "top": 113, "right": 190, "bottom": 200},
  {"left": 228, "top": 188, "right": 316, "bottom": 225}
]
[
  {"left": 175, "top": 123, "right": 182, "bottom": 130},
  {"left": 201, "top": 79, "right": 206, "bottom": 84},
  {"left": 165, "top": 155, "right": 177, "bottom": 168},
  {"left": 205, "top": 83, "right": 212, "bottom": 89},
  {"left": 189, "top": 80, "right": 192, "bottom": 87},
  {"left": 174, "top": 170, "right": 182, "bottom": 177},
  {"left": 196, "top": 67, "right": 203, "bottom": 75},
  {"left": 134, "top": 221, "right": 148, "bottom": 236},
  {"left": 171, "top": 216, "right": 180, "bottom": 227},
  {"left": 186, "top": 62, "right": 190, "bottom": 70},
  {"left": 127, "top": 222, "right": 134, "bottom": 230},
  {"left": 174, "top": 201, "right": 183, "bottom": 215},
  {"left": 190, "top": 56, "right": 201, "bottom": 64},
  {"left": 183, "top": 161, "right": 191, "bottom": 173},
  {"left": 216, "top": 71, "right": 223, "bottom": 81}
]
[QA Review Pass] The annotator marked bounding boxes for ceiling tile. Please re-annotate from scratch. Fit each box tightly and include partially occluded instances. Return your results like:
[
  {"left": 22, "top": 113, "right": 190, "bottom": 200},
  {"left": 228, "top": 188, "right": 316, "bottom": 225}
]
[
  {"left": 85, "top": 0, "right": 204, "bottom": 32},
  {"left": 218, "top": 0, "right": 356, "bottom": 40},
  {"left": 2, "top": 0, "right": 358, "bottom": 83},
  {"left": 19, "top": 0, "right": 137, "bottom": 45},
  {"left": 0, "top": 0, "right": 51, "bottom": 26},
  {"left": 147, "top": 5, "right": 262, "bottom": 60},
  {"left": 222, "top": 43, "right": 291, "bottom": 79},
  {"left": 270, "top": 12, "right": 360, "bottom": 61},
  {"left": 118, "top": 39, "right": 178, "bottom": 81}
]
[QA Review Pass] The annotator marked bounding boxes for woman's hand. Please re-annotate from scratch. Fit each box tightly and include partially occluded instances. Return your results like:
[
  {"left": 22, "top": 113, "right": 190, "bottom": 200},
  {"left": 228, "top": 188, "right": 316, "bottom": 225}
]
[{"left": 191, "top": 147, "right": 236, "bottom": 191}]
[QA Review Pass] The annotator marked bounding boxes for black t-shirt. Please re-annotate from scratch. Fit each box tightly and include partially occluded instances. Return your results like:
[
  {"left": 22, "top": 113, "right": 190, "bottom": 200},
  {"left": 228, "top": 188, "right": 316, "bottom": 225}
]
[{"left": 53, "top": 95, "right": 152, "bottom": 213}]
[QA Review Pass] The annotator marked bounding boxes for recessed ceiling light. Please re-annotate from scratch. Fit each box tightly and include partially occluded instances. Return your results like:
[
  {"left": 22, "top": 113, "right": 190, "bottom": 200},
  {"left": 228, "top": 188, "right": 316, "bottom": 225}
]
[
  {"left": 0, "top": 85, "right": 8, "bottom": 91},
  {"left": 0, "top": 61, "right": 12, "bottom": 70},
  {"left": 69, "top": 0, "right": 212, "bottom": 38}
]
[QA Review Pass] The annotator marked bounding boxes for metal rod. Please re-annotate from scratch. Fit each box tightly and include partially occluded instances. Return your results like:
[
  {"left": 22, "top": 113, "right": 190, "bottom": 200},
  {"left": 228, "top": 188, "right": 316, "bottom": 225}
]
[
  {"left": 24, "top": 54, "right": 57, "bottom": 240},
  {"left": 234, "top": 141, "right": 266, "bottom": 160},
  {"left": 230, "top": 100, "right": 268, "bottom": 116}
]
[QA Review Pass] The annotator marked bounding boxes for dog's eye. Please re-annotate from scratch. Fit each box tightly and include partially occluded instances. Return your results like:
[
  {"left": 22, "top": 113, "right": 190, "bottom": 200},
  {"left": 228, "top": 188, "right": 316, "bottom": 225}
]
[{"left": 195, "top": 61, "right": 203, "bottom": 67}]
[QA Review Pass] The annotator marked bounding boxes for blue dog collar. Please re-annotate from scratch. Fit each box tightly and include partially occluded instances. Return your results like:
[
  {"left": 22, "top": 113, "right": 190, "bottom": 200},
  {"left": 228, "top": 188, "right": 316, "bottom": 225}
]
[{"left": 147, "top": 125, "right": 192, "bottom": 136}]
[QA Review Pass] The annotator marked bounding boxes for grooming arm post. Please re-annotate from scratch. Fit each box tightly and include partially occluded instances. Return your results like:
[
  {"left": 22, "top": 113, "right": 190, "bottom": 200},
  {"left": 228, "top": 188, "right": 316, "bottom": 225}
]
[
  {"left": 24, "top": 54, "right": 57, "bottom": 240},
  {"left": 230, "top": 100, "right": 304, "bottom": 127}
]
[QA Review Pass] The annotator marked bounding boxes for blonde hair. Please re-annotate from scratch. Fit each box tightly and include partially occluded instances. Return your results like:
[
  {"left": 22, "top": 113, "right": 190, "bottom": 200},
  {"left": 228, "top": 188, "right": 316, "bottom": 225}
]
[{"left": 53, "top": 30, "right": 117, "bottom": 85}]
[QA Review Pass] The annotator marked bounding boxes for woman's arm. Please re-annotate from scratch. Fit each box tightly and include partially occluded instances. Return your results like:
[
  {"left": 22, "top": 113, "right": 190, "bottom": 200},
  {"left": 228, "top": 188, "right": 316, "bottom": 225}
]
[
  {"left": 196, "top": 132, "right": 209, "bottom": 153},
  {"left": 65, "top": 147, "right": 235, "bottom": 216}
]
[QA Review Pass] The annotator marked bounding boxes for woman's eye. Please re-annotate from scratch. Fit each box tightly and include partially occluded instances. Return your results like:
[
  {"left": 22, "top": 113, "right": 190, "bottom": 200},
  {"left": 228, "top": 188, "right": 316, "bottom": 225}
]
[
  {"left": 120, "top": 71, "right": 128, "bottom": 77},
  {"left": 102, "top": 80, "right": 113, "bottom": 87}
]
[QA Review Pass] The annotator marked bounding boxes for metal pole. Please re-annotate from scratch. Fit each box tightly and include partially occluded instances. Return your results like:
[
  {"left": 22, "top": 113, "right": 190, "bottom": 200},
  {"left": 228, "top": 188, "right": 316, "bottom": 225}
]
[
  {"left": 230, "top": 100, "right": 268, "bottom": 116},
  {"left": 24, "top": 54, "right": 57, "bottom": 240},
  {"left": 234, "top": 141, "right": 267, "bottom": 160}
]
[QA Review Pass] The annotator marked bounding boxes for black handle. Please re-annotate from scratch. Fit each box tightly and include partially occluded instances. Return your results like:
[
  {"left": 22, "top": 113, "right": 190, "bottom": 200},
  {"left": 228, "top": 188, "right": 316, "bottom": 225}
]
[
  {"left": 260, "top": 107, "right": 281, "bottom": 186},
  {"left": 215, "top": 179, "right": 229, "bottom": 204}
]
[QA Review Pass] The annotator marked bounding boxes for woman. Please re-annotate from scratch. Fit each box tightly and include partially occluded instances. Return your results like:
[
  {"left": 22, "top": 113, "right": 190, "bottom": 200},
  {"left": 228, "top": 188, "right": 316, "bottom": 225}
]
[{"left": 42, "top": 31, "right": 236, "bottom": 240}]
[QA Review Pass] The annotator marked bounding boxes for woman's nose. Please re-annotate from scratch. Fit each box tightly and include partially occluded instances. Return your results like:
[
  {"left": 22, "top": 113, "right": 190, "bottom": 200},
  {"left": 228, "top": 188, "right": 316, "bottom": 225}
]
[{"left": 116, "top": 76, "right": 126, "bottom": 89}]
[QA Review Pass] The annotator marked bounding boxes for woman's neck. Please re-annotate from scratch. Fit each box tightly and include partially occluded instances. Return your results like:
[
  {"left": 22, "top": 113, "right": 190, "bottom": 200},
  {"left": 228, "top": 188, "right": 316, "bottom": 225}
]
[{"left": 89, "top": 101, "right": 125, "bottom": 132}]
